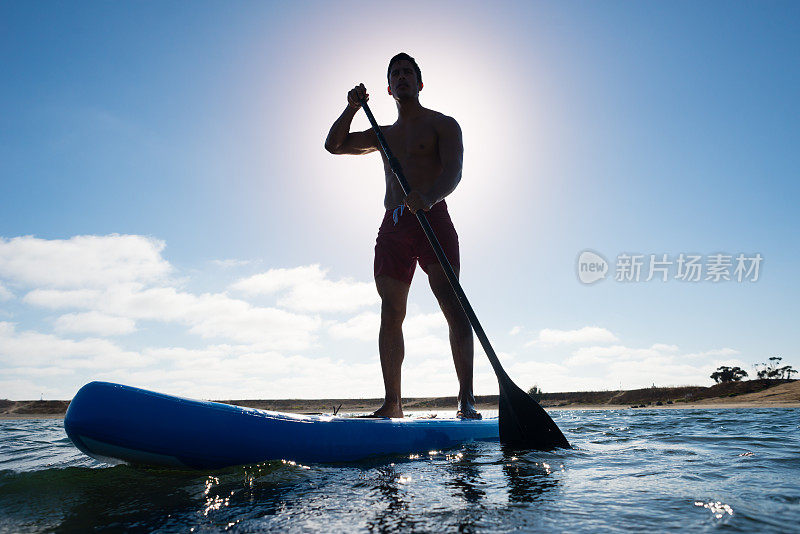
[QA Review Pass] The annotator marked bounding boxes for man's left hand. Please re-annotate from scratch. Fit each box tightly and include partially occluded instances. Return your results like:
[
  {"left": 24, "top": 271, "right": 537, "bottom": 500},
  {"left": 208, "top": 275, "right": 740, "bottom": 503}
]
[{"left": 404, "top": 191, "right": 434, "bottom": 214}]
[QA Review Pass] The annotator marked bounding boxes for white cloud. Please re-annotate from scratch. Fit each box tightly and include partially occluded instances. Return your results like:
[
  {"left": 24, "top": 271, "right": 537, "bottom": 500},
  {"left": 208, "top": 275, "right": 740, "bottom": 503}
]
[
  {"left": 402, "top": 355, "right": 463, "bottom": 396},
  {"left": 328, "top": 311, "right": 447, "bottom": 347},
  {"left": 187, "top": 306, "right": 320, "bottom": 348},
  {"left": 0, "top": 321, "right": 149, "bottom": 369},
  {"left": 329, "top": 312, "right": 379, "bottom": 341},
  {"left": 566, "top": 344, "right": 663, "bottom": 366},
  {"left": 26, "top": 284, "right": 321, "bottom": 350},
  {"left": 1, "top": 236, "right": 337, "bottom": 355},
  {"left": 0, "top": 379, "right": 63, "bottom": 400},
  {"left": 0, "top": 235, "right": 459, "bottom": 398},
  {"left": 5, "top": 366, "right": 75, "bottom": 377},
  {"left": 404, "top": 312, "right": 447, "bottom": 336},
  {"left": 24, "top": 288, "right": 103, "bottom": 309},
  {"left": 231, "top": 264, "right": 378, "bottom": 313},
  {"left": 605, "top": 357, "right": 748, "bottom": 389},
  {"left": 55, "top": 311, "right": 137, "bottom": 336},
  {"left": 0, "top": 233, "right": 760, "bottom": 400},
  {"left": 92, "top": 347, "right": 381, "bottom": 400},
  {"left": 525, "top": 326, "right": 619, "bottom": 347},
  {"left": 0, "top": 283, "right": 12, "bottom": 301},
  {"left": 405, "top": 334, "right": 452, "bottom": 358},
  {"left": 650, "top": 343, "right": 679, "bottom": 352},
  {"left": 0, "top": 234, "right": 171, "bottom": 289},
  {"left": 552, "top": 342, "right": 748, "bottom": 390},
  {"left": 506, "top": 359, "right": 571, "bottom": 391}
]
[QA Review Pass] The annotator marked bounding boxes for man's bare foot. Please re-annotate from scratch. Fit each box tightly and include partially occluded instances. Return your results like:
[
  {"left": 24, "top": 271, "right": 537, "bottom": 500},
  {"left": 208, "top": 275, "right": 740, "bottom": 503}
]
[
  {"left": 456, "top": 407, "right": 482, "bottom": 419},
  {"left": 371, "top": 401, "right": 403, "bottom": 418},
  {"left": 457, "top": 395, "right": 482, "bottom": 420}
]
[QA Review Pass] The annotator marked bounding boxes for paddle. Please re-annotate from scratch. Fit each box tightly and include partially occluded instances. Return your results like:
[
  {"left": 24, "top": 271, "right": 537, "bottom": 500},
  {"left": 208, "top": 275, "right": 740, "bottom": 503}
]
[{"left": 358, "top": 98, "right": 570, "bottom": 450}]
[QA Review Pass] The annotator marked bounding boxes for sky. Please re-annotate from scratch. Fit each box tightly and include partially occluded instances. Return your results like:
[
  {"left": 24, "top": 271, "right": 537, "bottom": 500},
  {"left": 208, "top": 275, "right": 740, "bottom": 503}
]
[{"left": 1, "top": 1, "right": 798, "bottom": 401}]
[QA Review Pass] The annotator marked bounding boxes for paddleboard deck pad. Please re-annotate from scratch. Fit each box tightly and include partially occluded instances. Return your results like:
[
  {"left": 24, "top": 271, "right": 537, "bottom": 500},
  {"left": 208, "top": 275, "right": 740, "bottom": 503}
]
[{"left": 64, "top": 382, "right": 499, "bottom": 469}]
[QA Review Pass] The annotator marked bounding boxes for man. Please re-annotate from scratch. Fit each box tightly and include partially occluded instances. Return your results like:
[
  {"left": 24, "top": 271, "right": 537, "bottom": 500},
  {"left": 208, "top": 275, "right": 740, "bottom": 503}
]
[{"left": 325, "top": 53, "right": 480, "bottom": 419}]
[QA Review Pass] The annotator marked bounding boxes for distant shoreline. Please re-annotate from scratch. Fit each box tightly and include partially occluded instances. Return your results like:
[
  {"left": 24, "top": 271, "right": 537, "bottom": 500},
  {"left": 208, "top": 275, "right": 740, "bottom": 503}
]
[
  {"left": 1, "top": 402, "right": 798, "bottom": 420},
  {"left": 2, "top": 379, "right": 797, "bottom": 419}
]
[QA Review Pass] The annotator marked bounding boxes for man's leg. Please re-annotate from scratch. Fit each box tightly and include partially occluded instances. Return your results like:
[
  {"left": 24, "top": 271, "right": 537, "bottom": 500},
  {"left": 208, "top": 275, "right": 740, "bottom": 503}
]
[
  {"left": 425, "top": 263, "right": 480, "bottom": 418},
  {"left": 373, "top": 274, "right": 411, "bottom": 418}
]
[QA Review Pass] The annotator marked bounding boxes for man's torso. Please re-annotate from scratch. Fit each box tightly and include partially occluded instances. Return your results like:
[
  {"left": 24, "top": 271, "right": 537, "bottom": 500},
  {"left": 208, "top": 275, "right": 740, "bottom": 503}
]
[{"left": 378, "top": 108, "right": 447, "bottom": 209}]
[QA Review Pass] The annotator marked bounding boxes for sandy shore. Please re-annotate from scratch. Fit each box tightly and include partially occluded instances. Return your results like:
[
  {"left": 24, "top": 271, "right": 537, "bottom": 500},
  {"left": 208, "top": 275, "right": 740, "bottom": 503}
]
[
  {"left": 3, "top": 380, "right": 797, "bottom": 419},
  {"left": 2, "top": 401, "right": 798, "bottom": 420}
]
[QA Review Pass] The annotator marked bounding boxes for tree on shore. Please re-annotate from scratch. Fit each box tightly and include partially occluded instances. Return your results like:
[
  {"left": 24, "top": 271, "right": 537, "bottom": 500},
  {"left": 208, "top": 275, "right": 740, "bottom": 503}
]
[
  {"left": 754, "top": 356, "right": 797, "bottom": 380},
  {"left": 528, "top": 385, "right": 543, "bottom": 402},
  {"left": 710, "top": 366, "right": 748, "bottom": 383}
]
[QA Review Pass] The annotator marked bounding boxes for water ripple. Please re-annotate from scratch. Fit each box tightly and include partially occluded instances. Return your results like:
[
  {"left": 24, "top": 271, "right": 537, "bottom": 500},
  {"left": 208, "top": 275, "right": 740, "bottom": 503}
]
[{"left": 1, "top": 409, "right": 798, "bottom": 532}]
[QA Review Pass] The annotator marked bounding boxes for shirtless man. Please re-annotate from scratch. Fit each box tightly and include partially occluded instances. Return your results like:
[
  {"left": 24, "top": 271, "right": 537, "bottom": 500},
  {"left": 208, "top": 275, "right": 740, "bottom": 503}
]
[{"left": 325, "top": 53, "right": 479, "bottom": 419}]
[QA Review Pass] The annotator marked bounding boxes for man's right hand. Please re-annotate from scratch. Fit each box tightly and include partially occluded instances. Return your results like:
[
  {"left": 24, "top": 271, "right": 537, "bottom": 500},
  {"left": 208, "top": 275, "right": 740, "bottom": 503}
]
[
  {"left": 347, "top": 84, "right": 368, "bottom": 109},
  {"left": 326, "top": 83, "right": 377, "bottom": 155}
]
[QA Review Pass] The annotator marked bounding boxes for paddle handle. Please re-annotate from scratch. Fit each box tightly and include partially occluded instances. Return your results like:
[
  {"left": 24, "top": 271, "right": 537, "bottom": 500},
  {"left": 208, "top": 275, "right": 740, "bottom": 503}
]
[{"left": 358, "top": 98, "right": 509, "bottom": 383}]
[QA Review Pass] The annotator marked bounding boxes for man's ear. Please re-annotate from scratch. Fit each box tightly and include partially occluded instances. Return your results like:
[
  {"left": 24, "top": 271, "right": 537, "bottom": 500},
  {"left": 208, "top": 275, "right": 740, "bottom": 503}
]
[{"left": 387, "top": 85, "right": 392, "bottom": 95}]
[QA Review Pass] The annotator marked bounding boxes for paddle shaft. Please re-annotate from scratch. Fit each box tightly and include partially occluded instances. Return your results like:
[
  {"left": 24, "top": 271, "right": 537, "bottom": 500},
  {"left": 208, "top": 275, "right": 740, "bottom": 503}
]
[{"left": 358, "top": 99, "right": 510, "bottom": 385}]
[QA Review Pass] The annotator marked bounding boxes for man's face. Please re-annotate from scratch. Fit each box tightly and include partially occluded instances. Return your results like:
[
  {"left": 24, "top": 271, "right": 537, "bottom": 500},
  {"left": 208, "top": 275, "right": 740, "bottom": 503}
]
[{"left": 389, "top": 60, "right": 420, "bottom": 100}]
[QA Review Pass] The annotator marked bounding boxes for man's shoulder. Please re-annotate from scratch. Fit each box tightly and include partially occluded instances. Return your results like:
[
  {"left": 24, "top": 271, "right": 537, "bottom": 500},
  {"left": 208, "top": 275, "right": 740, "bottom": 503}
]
[
  {"left": 425, "top": 109, "right": 458, "bottom": 124},
  {"left": 424, "top": 110, "right": 460, "bottom": 133}
]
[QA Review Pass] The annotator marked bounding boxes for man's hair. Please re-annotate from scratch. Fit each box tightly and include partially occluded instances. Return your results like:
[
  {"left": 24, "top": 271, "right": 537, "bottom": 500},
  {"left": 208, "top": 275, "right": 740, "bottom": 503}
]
[{"left": 387, "top": 53, "right": 422, "bottom": 87}]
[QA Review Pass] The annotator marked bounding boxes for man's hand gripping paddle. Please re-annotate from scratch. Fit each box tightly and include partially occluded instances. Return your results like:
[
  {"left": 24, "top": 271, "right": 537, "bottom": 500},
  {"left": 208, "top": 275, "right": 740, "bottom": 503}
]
[{"left": 358, "top": 97, "right": 570, "bottom": 450}]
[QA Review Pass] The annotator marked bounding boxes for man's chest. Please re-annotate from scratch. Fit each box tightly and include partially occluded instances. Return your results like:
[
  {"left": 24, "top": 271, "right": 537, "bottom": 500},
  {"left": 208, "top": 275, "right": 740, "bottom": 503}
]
[{"left": 383, "top": 123, "right": 438, "bottom": 159}]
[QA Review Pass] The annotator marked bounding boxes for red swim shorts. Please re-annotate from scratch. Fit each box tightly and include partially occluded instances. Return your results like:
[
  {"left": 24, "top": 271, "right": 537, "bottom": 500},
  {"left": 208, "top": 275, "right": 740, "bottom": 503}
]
[{"left": 374, "top": 199, "right": 460, "bottom": 285}]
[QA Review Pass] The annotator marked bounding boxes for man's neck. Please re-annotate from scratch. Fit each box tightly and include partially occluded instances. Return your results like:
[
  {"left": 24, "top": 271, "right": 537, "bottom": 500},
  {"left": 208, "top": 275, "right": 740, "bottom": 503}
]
[{"left": 395, "top": 98, "right": 424, "bottom": 121}]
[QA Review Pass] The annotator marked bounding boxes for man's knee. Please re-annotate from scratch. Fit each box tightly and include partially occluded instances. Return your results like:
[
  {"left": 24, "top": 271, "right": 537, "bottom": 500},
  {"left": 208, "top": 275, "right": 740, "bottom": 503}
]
[
  {"left": 433, "top": 290, "right": 463, "bottom": 325},
  {"left": 381, "top": 297, "right": 406, "bottom": 326},
  {"left": 376, "top": 275, "right": 409, "bottom": 326}
]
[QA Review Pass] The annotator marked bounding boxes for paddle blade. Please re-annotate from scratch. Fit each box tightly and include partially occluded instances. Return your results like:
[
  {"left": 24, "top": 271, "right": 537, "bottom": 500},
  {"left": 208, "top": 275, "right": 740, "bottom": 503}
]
[{"left": 498, "top": 379, "right": 570, "bottom": 450}]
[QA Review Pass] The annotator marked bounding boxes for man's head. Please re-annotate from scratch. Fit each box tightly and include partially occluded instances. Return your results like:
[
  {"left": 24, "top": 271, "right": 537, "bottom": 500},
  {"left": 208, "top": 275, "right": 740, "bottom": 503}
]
[{"left": 387, "top": 53, "right": 422, "bottom": 99}]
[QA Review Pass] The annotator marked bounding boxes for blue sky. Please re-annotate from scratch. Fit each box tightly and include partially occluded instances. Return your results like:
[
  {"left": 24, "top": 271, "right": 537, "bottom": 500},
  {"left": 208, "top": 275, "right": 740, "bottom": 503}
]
[{"left": 1, "top": 1, "right": 798, "bottom": 400}]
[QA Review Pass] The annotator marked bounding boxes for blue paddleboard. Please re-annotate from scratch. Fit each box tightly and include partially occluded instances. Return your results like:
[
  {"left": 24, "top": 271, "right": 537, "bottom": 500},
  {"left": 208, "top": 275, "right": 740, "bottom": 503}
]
[{"left": 64, "top": 382, "right": 499, "bottom": 468}]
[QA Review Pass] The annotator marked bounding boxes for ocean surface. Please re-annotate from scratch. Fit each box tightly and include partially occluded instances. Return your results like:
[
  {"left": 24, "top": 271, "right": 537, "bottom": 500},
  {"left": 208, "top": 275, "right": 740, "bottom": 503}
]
[{"left": 1, "top": 408, "right": 798, "bottom": 533}]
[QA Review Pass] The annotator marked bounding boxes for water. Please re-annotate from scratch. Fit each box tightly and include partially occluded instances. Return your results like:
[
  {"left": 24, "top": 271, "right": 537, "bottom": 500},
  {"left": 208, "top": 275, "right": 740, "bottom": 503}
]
[{"left": 1, "top": 408, "right": 799, "bottom": 533}]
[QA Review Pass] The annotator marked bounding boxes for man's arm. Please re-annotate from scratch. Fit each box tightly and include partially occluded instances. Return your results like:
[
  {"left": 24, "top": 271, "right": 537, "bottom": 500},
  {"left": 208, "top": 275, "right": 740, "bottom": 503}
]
[
  {"left": 324, "top": 84, "right": 379, "bottom": 155},
  {"left": 427, "top": 116, "right": 463, "bottom": 203}
]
